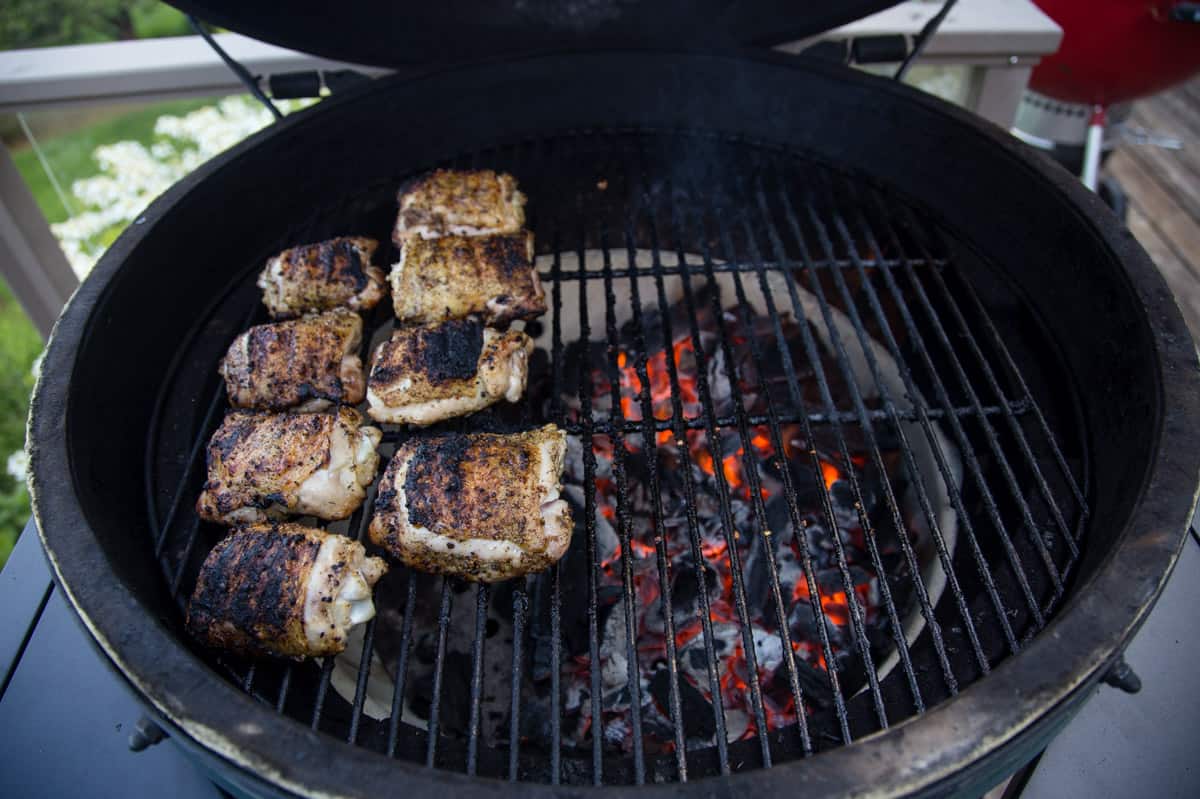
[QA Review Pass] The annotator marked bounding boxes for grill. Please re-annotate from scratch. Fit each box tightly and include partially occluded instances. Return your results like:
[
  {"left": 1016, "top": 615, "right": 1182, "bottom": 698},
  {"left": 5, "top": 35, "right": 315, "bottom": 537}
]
[
  {"left": 147, "top": 131, "right": 1085, "bottom": 784},
  {"left": 30, "top": 51, "right": 1199, "bottom": 798}
]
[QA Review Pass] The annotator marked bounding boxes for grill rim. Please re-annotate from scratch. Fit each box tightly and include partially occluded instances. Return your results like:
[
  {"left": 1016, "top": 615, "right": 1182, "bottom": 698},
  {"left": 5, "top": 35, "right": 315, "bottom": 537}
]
[{"left": 27, "top": 48, "right": 1200, "bottom": 797}]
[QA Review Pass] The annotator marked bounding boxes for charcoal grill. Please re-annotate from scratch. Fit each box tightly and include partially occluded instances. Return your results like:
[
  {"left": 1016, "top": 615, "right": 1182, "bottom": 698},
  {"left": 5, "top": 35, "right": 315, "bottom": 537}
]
[{"left": 26, "top": 44, "right": 1200, "bottom": 799}]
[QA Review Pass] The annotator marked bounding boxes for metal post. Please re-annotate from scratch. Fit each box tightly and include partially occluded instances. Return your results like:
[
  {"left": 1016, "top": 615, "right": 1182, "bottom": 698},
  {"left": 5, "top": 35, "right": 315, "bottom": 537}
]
[
  {"left": 0, "top": 144, "right": 77, "bottom": 338},
  {"left": 1081, "top": 105, "right": 1106, "bottom": 192}
]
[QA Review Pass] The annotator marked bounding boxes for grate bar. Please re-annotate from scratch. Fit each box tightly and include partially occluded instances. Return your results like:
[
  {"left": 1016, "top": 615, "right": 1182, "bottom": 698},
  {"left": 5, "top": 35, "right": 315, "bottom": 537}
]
[
  {"left": 950, "top": 267, "right": 1090, "bottom": 520},
  {"left": 799, "top": 188, "right": 1012, "bottom": 662},
  {"left": 275, "top": 665, "right": 292, "bottom": 713},
  {"left": 539, "top": 256, "right": 947, "bottom": 281},
  {"left": 698, "top": 182, "right": 859, "bottom": 741},
  {"left": 714, "top": 203, "right": 891, "bottom": 731},
  {"left": 817, "top": 190, "right": 1048, "bottom": 630},
  {"left": 737, "top": 167, "right": 931, "bottom": 724},
  {"left": 847, "top": 197, "right": 1068, "bottom": 605},
  {"left": 923, "top": 269, "right": 1083, "bottom": 562},
  {"left": 425, "top": 579, "right": 453, "bottom": 768},
  {"left": 466, "top": 584, "right": 490, "bottom": 775},
  {"left": 571, "top": 217, "right": 607, "bottom": 786},
  {"left": 777, "top": 180, "right": 995, "bottom": 673},
  {"left": 669, "top": 202, "right": 774, "bottom": 770},
  {"left": 379, "top": 403, "right": 1027, "bottom": 444},
  {"left": 892, "top": 206, "right": 1085, "bottom": 561},
  {"left": 619, "top": 177, "right": 693, "bottom": 778},
  {"left": 509, "top": 584, "right": 528, "bottom": 781},
  {"left": 547, "top": 221, "right": 566, "bottom": 785},
  {"left": 597, "top": 229, "right": 650, "bottom": 784},
  {"left": 753, "top": 180, "right": 953, "bottom": 702},
  {"left": 638, "top": 170, "right": 735, "bottom": 770},
  {"left": 347, "top": 619, "right": 380, "bottom": 743},
  {"left": 386, "top": 572, "right": 419, "bottom": 758}
]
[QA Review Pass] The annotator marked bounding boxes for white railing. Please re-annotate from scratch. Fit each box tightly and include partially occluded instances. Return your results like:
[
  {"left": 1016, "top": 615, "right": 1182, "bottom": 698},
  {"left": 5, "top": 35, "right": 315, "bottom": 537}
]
[{"left": 0, "top": 0, "right": 1060, "bottom": 337}]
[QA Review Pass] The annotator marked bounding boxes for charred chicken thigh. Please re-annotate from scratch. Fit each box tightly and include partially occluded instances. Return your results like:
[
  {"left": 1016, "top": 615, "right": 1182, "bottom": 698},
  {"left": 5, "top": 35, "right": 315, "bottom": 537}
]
[
  {"left": 391, "top": 231, "right": 545, "bottom": 325},
  {"left": 259, "top": 236, "right": 386, "bottom": 319},
  {"left": 186, "top": 523, "right": 387, "bottom": 659},
  {"left": 197, "top": 407, "right": 381, "bottom": 525},
  {"left": 219, "top": 308, "right": 365, "bottom": 411},
  {"left": 369, "top": 425, "right": 572, "bottom": 582},
  {"left": 393, "top": 169, "right": 525, "bottom": 243},
  {"left": 366, "top": 319, "right": 532, "bottom": 425}
]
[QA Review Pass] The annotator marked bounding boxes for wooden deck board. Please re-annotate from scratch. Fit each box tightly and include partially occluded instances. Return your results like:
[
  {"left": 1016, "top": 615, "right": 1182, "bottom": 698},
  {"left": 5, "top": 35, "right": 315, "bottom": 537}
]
[{"left": 1106, "top": 77, "right": 1200, "bottom": 341}]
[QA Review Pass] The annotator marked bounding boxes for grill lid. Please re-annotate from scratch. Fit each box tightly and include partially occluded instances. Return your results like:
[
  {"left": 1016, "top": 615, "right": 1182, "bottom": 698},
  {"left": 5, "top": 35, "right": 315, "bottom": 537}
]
[{"left": 166, "top": 0, "right": 904, "bottom": 68}]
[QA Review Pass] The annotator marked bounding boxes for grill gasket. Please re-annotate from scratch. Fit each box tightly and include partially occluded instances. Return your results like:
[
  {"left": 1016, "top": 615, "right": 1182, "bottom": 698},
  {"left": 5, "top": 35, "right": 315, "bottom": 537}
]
[{"left": 143, "top": 130, "right": 1089, "bottom": 786}]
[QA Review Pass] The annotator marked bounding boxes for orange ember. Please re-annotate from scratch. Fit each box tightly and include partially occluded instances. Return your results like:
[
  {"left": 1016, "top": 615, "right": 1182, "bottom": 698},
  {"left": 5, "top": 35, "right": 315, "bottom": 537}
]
[{"left": 821, "top": 460, "right": 840, "bottom": 489}]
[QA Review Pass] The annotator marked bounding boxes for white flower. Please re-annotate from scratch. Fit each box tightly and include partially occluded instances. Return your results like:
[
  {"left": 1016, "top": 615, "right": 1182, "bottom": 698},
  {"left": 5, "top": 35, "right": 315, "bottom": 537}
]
[
  {"left": 6, "top": 450, "right": 28, "bottom": 483},
  {"left": 50, "top": 95, "right": 306, "bottom": 279}
]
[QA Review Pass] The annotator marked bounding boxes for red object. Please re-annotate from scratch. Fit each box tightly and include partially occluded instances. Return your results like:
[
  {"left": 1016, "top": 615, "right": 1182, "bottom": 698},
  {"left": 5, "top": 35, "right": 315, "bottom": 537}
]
[{"left": 1030, "top": 0, "right": 1200, "bottom": 105}]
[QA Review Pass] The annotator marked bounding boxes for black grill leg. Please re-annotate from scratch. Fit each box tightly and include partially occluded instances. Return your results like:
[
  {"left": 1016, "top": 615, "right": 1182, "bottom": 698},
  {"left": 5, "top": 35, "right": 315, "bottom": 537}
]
[{"left": 1101, "top": 654, "right": 1142, "bottom": 694}]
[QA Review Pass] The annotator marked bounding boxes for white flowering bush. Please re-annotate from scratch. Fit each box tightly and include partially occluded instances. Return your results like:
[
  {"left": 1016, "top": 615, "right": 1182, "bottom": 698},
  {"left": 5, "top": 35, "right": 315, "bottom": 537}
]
[{"left": 50, "top": 96, "right": 308, "bottom": 277}]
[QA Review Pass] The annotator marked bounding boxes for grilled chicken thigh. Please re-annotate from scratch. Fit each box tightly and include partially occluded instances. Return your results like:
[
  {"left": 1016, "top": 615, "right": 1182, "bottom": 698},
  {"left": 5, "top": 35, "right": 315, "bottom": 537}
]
[
  {"left": 393, "top": 169, "right": 526, "bottom": 243},
  {"left": 219, "top": 309, "right": 365, "bottom": 411},
  {"left": 369, "top": 425, "right": 572, "bottom": 582},
  {"left": 187, "top": 523, "right": 387, "bottom": 659},
  {"left": 197, "top": 407, "right": 381, "bottom": 525},
  {"left": 259, "top": 236, "right": 386, "bottom": 319},
  {"left": 391, "top": 231, "right": 546, "bottom": 325},
  {"left": 366, "top": 319, "right": 532, "bottom": 425}
]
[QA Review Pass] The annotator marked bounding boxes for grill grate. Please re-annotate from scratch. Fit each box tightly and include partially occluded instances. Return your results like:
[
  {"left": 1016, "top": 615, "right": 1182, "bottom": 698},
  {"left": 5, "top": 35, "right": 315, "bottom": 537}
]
[{"left": 146, "top": 130, "right": 1088, "bottom": 785}]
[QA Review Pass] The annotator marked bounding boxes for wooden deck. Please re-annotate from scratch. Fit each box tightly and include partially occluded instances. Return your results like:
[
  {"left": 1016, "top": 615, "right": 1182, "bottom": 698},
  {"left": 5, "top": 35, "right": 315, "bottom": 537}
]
[{"left": 1106, "top": 77, "right": 1200, "bottom": 341}]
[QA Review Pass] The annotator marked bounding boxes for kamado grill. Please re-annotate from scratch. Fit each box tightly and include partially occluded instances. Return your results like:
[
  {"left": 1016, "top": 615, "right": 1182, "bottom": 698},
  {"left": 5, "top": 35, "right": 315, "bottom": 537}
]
[{"left": 26, "top": 2, "right": 1200, "bottom": 797}]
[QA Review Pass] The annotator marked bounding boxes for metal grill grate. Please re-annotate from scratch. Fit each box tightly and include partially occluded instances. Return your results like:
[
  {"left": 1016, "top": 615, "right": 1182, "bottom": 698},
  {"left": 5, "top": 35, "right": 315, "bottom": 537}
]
[{"left": 146, "top": 130, "right": 1088, "bottom": 785}]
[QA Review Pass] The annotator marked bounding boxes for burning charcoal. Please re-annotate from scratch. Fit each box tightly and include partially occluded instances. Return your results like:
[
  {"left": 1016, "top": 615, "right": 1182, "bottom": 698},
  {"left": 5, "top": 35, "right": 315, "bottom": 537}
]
[
  {"left": 786, "top": 653, "right": 836, "bottom": 710},
  {"left": 752, "top": 627, "right": 784, "bottom": 674},
  {"left": 669, "top": 561, "right": 721, "bottom": 626},
  {"left": 550, "top": 288, "right": 905, "bottom": 754},
  {"left": 722, "top": 708, "right": 751, "bottom": 742},
  {"left": 563, "top": 483, "right": 619, "bottom": 563},
  {"left": 648, "top": 668, "right": 717, "bottom": 741},
  {"left": 600, "top": 600, "right": 631, "bottom": 697}
]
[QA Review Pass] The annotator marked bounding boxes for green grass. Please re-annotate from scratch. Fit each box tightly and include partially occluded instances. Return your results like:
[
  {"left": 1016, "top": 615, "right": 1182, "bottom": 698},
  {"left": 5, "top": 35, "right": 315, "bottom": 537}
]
[
  {"left": 11, "top": 97, "right": 216, "bottom": 224},
  {"left": 0, "top": 278, "right": 43, "bottom": 569}
]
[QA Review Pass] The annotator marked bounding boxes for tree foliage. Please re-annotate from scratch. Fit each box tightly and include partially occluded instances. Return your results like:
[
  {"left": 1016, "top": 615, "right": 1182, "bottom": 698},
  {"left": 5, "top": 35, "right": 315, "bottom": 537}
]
[{"left": 0, "top": 0, "right": 191, "bottom": 51}]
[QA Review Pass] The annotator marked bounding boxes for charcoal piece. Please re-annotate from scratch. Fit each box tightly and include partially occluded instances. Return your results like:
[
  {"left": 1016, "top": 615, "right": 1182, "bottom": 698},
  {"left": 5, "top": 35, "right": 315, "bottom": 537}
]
[
  {"left": 670, "top": 561, "right": 721, "bottom": 625},
  {"left": 791, "top": 654, "right": 835, "bottom": 709},
  {"left": 649, "top": 668, "right": 717, "bottom": 740}
]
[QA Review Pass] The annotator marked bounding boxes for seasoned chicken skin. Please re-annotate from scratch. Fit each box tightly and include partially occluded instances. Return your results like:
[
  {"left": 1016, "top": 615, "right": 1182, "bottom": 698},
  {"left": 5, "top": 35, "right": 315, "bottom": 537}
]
[
  {"left": 394, "top": 169, "right": 526, "bottom": 243},
  {"left": 186, "top": 523, "right": 387, "bottom": 659},
  {"left": 259, "top": 237, "right": 386, "bottom": 319},
  {"left": 219, "top": 308, "right": 365, "bottom": 411},
  {"left": 391, "top": 231, "right": 545, "bottom": 325},
  {"left": 369, "top": 425, "right": 572, "bottom": 582},
  {"left": 366, "top": 319, "right": 532, "bottom": 425},
  {"left": 197, "top": 407, "right": 381, "bottom": 525}
]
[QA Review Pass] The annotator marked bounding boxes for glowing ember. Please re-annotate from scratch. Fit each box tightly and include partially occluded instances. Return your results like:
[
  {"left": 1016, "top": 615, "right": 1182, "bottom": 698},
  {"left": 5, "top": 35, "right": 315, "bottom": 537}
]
[{"left": 554, "top": 293, "right": 901, "bottom": 756}]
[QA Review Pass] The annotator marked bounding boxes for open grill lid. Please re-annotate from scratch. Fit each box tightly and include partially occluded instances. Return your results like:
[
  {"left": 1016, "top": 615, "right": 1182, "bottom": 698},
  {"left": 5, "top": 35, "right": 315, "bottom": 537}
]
[{"left": 166, "top": 0, "right": 904, "bottom": 68}]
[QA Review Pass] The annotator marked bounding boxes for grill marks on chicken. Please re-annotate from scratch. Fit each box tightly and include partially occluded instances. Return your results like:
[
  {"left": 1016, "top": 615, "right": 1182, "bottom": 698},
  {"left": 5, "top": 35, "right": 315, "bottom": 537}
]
[
  {"left": 259, "top": 237, "right": 386, "bottom": 319},
  {"left": 369, "top": 425, "right": 572, "bottom": 582},
  {"left": 197, "top": 407, "right": 381, "bottom": 525},
  {"left": 391, "top": 231, "right": 545, "bottom": 325},
  {"left": 394, "top": 169, "right": 526, "bottom": 243},
  {"left": 186, "top": 523, "right": 387, "bottom": 659},
  {"left": 366, "top": 319, "right": 532, "bottom": 425},
  {"left": 220, "top": 309, "right": 365, "bottom": 411}
]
